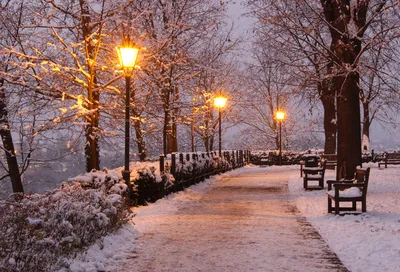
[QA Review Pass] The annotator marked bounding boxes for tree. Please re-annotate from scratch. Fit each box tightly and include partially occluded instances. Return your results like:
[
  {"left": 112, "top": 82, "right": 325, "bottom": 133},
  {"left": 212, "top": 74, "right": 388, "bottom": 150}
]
[
  {"left": 247, "top": 0, "right": 337, "bottom": 155},
  {"left": 0, "top": 0, "right": 25, "bottom": 193},
  {"left": 133, "top": 0, "right": 229, "bottom": 155},
  {"left": 238, "top": 48, "right": 293, "bottom": 150},
  {"left": 2, "top": 0, "right": 140, "bottom": 172},
  {"left": 248, "top": 0, "right": 400, "bottom": 178}
]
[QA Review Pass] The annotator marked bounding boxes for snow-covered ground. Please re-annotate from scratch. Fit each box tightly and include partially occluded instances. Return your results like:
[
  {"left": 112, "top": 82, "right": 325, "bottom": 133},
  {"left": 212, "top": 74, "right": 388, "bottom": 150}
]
[
  {"left": 289, "top": 163, "right": 400, "bottom": 272},
  {"left": 62, "top": 164, "right": 400, "bottom": 272}
]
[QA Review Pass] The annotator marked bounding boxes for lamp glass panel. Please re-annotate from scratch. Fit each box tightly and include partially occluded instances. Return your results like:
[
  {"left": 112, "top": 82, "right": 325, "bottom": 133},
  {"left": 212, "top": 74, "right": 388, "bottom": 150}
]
[
  {"left": 118, "top": 47, "right": 139, "bottom": 68},
  {"left": 276, "top": 111, "right": 285, "bottom": 120},
  {"left": 214, "top": 97, "right": 227, "bottom": 108}
]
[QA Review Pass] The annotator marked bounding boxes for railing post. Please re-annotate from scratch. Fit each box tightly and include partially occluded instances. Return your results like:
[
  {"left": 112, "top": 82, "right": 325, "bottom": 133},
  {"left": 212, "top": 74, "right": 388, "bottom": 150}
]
[
  {"left": 179, "top": 153, "right": 184, "bottom": 164},
  {"left": 160, "top": 154, "right": 165, "bottom": 173},
  {"left": 192, "top": 153, "right": 197, "bottom": 184},
  {"left": 226, "top": 152, "right": 230, "bottom": 171},
  {"left": 171, "top": 153, "right": 176, "bottom": 177},
  {"left": 235, "top": 150, "right": 238, "bottom": 167}
]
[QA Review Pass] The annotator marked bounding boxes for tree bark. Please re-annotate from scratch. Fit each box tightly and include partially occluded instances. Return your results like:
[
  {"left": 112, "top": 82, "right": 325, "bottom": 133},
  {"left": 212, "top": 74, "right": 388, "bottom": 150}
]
[
  {"left": 0, "top": 84, "right": 24, "bottom": 193},
  {"left": 320, "top": 82, "right": 336, "bottom": 155},
  {"left": 80, "top": 0, "right": 100, "bottom": 171},
  {"left": 163, "top": 108, "right": 170, "bottom": 155},
  {"left": 171, "top": 85, "right": 179, "bottom": 152},
  {"left": 130, "top": 84, "right": 147, "bottom": 161},
  {"left": 361, "top": 100, "right": 370, "bottom": 151}
]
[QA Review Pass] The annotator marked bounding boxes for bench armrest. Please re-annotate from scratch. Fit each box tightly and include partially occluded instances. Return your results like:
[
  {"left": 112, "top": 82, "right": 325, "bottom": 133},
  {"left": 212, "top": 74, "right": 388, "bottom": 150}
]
[
  {"left": 327, "top": 179, "right": 355, "bottom": 189},
  {"left": 333, "top": 182, "right": 364, "bottom": 189}
]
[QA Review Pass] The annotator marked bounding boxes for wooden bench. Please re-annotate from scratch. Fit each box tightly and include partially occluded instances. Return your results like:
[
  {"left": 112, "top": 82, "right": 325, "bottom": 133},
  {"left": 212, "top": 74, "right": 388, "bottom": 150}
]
[
  {"left": 299, "top": 155, "right": 320, "bottom": 177},
  {"left": 326, "top": 167, "right": 371, "bottom": 215},
  {"left": 303, "top": 159, "right": 327, "bottom": 190},
  {"left": 378, "top": 152, "right": 400, "bottom": 168},
  {"left": 321, "top": 153, "right": 337, "bottom": 170}
]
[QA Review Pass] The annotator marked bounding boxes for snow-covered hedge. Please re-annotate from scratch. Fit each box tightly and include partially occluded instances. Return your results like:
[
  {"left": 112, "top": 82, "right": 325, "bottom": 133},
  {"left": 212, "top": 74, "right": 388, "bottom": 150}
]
[
  {"left": 135, "top": 152, "right": 244, "bottom": 204},
  {"left": 0, "top": 169, "right": 131, "bottom": 272}
]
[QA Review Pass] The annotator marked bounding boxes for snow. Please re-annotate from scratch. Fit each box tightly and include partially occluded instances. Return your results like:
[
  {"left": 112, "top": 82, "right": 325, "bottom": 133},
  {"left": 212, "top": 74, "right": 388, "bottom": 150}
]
[
  {"left": 26, "top": 217, "right": 43, "bottom": 226},
  {"left": 61, "top": 164, "right": 400, "bottom": 272},
  {"left": 57, "top": 225, "right": 137, "bottom": 272},
  {"left": 327, "top": 187, "right": 362, "bottom": 197},
  {"left": 362, "top": 134, "right": 370, "bottom": 151},
  {"left": 289, "top": 163, "right": 400, "bottom": 272}
]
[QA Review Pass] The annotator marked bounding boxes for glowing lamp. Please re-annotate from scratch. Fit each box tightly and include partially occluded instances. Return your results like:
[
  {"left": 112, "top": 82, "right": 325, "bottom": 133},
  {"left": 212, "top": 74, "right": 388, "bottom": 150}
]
[
  {"left": 214, "top": 96, "right": 227, "bottom": 108},
  {"left": 116, "top": 38, "right": 139, "bottom": 74},
  {"left": 276, "top": 111, "right": 285, "bottom": 120}
]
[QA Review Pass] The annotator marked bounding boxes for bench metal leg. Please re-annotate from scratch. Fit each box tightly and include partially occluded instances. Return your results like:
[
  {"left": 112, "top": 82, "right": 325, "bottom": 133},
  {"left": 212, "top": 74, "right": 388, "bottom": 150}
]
[
  {"left": 362, "top": 200, "right": 366, "bottom": 212},
  {"left": 335, "top": 199, "right": 340, "bottom": 215},
  {"left": 328, "top": 198, "right": 332, "bottom": 213}
]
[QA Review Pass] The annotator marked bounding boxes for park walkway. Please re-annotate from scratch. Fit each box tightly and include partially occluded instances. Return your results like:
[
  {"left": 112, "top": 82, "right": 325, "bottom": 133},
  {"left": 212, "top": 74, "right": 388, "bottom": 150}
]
[{"left": 121, "top": 167, "right": 348, "bottom": 272}]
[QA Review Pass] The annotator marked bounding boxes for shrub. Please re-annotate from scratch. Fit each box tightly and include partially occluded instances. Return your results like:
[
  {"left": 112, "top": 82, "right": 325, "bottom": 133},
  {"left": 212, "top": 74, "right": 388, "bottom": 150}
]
[{"left": 0, "top": 169, "right": 131, "bottom": 272}]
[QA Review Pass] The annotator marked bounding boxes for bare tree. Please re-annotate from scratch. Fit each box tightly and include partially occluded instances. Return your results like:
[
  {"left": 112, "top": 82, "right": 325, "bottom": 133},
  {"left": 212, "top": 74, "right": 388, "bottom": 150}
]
[
  {"left": 0, "top": 0, "right": 26, "bottom": 193},
  {"left": 133, "top": 0, "right": 229, "bottom": 155},
  {"left": 248, "top": 0, "right": 400, "bottom": 178}
]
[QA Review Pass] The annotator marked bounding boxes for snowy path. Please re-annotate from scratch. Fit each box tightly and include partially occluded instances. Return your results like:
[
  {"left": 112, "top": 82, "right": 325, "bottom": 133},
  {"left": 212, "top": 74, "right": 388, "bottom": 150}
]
[{"left": 120, "top": 167, "right": 348, "bottom": 272}]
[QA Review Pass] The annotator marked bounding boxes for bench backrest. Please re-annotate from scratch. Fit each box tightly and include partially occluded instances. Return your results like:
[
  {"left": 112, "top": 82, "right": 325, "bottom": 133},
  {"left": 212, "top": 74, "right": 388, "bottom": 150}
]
[
  {"left": 355, "top": 168, "right": 370, "bottom": 196},
  {"left": 304, "top": 156, "right": 319, "bottom": 167},
  {"left": 322, "top": 153, "right": 337, "bottom": 162},
  {"left": 385, "top": 152, "right": 400, "bottom": 160}
]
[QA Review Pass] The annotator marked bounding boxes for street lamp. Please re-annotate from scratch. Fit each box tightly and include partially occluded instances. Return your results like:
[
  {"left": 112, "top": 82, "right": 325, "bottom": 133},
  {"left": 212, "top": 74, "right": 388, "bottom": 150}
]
[
  {"left": 116, "top": 36, "right": 140, "bottom": 197},
  {"left": 214, "top": 95, "right": 227, "bottom": 156},
  {"left": 276, "top": 110, "right": 285, "bottom": 165}
]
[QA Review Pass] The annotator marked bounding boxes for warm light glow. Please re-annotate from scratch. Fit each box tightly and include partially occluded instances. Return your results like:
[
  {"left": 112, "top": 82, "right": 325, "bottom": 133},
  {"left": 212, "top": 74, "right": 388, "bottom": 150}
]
[
  {"left": 214, "top": 96, "right": 227, "bottom": 108},
  {"left": 276, "top": 110, "right": 285, "bottom": 120},
  {"left": 117, "top": 47, "right": 139, "bottom": 69}
]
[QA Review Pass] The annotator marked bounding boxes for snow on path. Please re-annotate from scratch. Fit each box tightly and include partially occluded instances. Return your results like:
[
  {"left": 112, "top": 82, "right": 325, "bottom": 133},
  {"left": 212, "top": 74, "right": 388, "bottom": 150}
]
[{"left": 116, "top": 166, "right": 348, "bottom": 272}]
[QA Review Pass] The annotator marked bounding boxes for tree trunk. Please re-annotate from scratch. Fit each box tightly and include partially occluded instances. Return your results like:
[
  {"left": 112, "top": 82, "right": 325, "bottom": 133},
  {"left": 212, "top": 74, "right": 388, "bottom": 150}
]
[
  {"left": 171, "top": 85, "right": 179, "bottom": 152},
  {"left": 274, "top": 119, "right": 279, "bottom": 150},
  {"left": 336, "top": 72, "right": 362, "bottom": 179},
  {"left": 210, "top": 133, "right": 214, "bottom": 152},
  {"left": 0, "top": 84, "right": 24, "bottom": 193},
  {"left": 80, "top": 0, "right": 100, "bottom": 171},
  {"left": 130, "top": 84, "right": 147, "bottom": 161},
  {"left": 320, "top": 83, "right": 336, "bottom": 155},
  {"left": 166, "top": 110, "right": 173, "bottom": 154},
  {"left": 362, "top": 101, "right": 370, "bottom": 151},
  {"left": 204, "top": 134, "right": 209, "bottom": 152},
  {"left": 163, "top": 108, "right": 170, "bottom": 155}
]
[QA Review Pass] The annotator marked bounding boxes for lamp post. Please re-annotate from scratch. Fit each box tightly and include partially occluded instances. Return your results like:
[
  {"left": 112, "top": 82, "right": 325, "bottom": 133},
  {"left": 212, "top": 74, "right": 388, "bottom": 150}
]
[
  {"left": 116, "top": 36, "right": 140, "bottom": 197},
  {"left": 276, "top": 110, "right": 285, "bottom": 166},
  {"left": 214, "top": 95, "right": 227, "bottom": 157}
]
